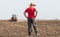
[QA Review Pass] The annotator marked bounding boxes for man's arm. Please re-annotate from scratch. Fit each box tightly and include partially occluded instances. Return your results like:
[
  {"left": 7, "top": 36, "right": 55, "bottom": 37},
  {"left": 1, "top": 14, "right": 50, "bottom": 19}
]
[
  {"left": 35, "top": 11, "right": 38, "bottom": 17},
  {"left": 24, "top": 12, "right": 27, "bottom": 18}
]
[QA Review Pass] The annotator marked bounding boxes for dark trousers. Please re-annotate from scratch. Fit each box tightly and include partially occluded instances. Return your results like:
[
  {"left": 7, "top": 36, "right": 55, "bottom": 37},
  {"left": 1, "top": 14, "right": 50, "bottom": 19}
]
[{"left": 28, "top": 18, "right": 38, "bottom": 35}]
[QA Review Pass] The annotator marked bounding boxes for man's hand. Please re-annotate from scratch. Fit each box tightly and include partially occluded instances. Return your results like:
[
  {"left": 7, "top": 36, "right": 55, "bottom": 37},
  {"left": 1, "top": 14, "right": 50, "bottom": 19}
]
[{"left": 26, "top": 17, "right": 28, "bottom": 18}]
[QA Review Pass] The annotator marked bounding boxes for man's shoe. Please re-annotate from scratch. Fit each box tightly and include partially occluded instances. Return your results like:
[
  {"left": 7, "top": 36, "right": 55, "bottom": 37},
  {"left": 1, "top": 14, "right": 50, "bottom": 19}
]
[{"left": 28, "top": 32, "right": 31, "bottom": 36}]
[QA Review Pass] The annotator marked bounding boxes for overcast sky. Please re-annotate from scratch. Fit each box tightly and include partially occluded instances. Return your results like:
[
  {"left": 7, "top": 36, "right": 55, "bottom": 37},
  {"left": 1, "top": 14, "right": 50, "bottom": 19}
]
[{"left": 0, "top": 0, "right": 60, "bottom": 20}]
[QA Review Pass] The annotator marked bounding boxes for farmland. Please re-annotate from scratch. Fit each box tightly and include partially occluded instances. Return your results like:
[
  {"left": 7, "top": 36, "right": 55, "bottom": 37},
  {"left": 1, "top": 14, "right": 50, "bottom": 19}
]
[{"left": 0, "top": 20, "right": 60, "bottom": 37}]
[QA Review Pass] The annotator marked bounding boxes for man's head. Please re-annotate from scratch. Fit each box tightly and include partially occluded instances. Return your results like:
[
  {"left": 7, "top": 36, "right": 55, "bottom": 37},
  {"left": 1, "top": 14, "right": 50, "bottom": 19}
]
[{"left": 29, "top": 3, "right": 36, "bottom": 7}]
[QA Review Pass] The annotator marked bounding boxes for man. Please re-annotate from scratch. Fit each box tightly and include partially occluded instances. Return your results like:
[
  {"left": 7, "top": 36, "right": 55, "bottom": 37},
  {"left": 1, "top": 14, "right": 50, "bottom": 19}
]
[{"left": 24, "top": 3, "right": 38, "bottom": 36}]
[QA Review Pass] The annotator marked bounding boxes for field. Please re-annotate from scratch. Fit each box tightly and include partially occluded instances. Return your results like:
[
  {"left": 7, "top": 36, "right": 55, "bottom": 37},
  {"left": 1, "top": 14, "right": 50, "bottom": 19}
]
[{"left": 0, "top": 20, "right": 60, "bottom": 37}]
